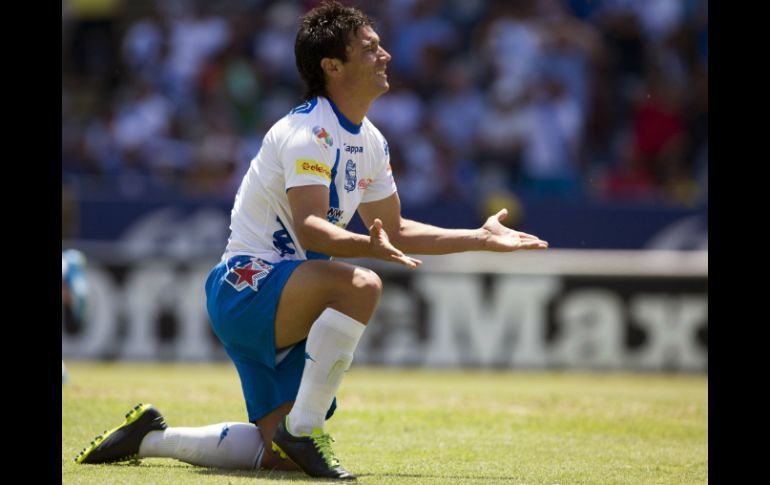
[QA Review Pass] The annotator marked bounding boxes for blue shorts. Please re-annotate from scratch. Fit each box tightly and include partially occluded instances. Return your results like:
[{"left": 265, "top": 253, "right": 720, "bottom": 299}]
[{"left": 205, "top": 255, "right": 337, "bottom": 422}]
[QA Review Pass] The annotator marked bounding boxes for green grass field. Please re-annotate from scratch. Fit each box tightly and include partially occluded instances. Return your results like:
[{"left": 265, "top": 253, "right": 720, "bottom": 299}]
[{"left": 62, "top": 363, "right": 707, "bottom": 484}]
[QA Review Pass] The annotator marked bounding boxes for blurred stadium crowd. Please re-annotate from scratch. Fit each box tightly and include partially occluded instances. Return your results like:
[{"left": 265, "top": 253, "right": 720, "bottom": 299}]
[{"left": 62, "top": 0, "right": 708, "bottom": 211}]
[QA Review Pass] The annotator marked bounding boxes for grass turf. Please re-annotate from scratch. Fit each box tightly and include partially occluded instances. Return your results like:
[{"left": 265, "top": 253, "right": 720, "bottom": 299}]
[{"left": 62, "top": 363, "right": 707, "bottom": 484}]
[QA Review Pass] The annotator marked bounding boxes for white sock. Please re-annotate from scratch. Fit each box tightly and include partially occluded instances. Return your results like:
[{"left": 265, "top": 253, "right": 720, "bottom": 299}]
[
  {"left": 287, "top": 307, "right": 366, "bottom": 435},
  {"left": 138, "top": 423, "right": 265, "bottom": 470}
]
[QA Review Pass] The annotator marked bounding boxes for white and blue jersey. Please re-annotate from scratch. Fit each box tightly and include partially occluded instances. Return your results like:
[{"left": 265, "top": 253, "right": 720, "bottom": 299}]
[
  {"left": 223, "top": 95, "right": 397, "bottom": 263},
  {"left": 206, "top": 96, "right": 396, "bottom": 423}
]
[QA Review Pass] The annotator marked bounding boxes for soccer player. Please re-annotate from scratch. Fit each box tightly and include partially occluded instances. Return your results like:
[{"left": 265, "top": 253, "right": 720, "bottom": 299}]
[
  {"left": 74, "top": 1, "right": 548, "bottom": 479},
  {"left": 62, "top": 249, "right": 88, "bottom": 384}
]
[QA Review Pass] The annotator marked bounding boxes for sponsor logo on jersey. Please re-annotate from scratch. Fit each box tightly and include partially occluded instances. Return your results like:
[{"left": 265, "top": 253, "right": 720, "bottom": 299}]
[
  {"left": 344, "top": 159, "right": 357, "bottom": 192},
  {"left": 327, "top": 207, "right": 344, "bottom": 225},
  {"left": 358, "top": 178, "right": 374, "bottom": 189},
  {"left": 312, "top": 125, "right": 333, "bottom": 148},
  {"left": 344, "top": 144, "right": 364, "bottom": 154},
  {"left": 225, "top": 258, "right": 273, "bottom": 292},
  {"left": 217, "top": 425, "right": 230, "bottom": 447},
  {"left": 273, "top": 216, "right": 296, "bottom": 257},
  {"left": 296, "top": 159, "right": 331, "bottom": 181}
]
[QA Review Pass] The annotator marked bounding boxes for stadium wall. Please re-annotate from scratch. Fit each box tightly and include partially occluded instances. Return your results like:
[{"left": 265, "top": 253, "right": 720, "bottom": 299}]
[
  {"left": 72, "top": 196, "right": 708, "bottom": 250},
  {"left": 61, "top": 250, "right": 707, "bottom": 372}
]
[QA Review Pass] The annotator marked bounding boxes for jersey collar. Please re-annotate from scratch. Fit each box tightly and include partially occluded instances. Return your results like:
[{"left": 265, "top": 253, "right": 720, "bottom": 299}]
[{"left": 325, "top": 96, "right": 362, "bottom": 135}]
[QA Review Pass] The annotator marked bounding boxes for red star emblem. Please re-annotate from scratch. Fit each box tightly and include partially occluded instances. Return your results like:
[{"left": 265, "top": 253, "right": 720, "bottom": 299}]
[
  {"left": 225, "top": 258, "right": 273, "bottom": 291},
  {"left": 232, "top": 264, "right": 263, "bottom": 289}
]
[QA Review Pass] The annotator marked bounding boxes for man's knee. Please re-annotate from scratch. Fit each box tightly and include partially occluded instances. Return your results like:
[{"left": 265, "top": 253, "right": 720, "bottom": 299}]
[
  {"left": 312, "top": 264, "right": 383, "bottom": 324},
  {"left": 352, "top": 267, "right": 382, "bottom": 302}
]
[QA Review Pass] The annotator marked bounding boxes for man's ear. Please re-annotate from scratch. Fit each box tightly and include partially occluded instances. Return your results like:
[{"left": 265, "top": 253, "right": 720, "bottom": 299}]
[{"left": 320, "top": 58, "right": 343, "bottom": 79}]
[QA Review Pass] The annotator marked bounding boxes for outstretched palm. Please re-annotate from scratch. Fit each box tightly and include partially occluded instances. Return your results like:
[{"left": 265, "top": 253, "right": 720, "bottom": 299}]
[{"left": 482, "top": 209, "right": 549, "bottom": 252}]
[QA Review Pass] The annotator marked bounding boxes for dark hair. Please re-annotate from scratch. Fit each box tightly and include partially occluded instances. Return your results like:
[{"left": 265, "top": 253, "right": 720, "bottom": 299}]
[{"left": 295, "top": 1, "right": 373, "bottom": 101}]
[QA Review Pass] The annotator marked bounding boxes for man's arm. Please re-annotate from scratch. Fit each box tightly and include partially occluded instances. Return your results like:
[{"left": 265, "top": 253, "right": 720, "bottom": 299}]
[
  {"left": 287, "top": 185, "right": 421, "bottom": 267},
  {"left": 357, "top": 192, "right": 548, "bottom": 255}
]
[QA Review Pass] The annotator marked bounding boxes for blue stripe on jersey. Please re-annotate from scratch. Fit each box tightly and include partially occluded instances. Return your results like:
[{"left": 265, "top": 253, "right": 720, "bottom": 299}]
[
  {"left": 326, "top": 97, "right": 362, "bottom": 134},
  {"left": 289, "top": 97, "right": 318, "bottom": 114},
  {"left": 329, "top": 148, "right": 341, "bottom": 211}
]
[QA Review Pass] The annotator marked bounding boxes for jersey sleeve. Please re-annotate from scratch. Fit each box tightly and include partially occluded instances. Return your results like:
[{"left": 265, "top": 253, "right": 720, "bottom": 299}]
[
  {"left": 280, "top": 124, "right": 335, "bottom": 191},
  {"left": 360, "top": 138, "right": 397, "bottom": 203}
]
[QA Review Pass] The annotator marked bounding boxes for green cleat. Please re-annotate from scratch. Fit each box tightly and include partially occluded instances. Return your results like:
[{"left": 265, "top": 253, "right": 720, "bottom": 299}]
[
  {"left": 271, "top": 416, "right": 356, "bottom": 480},
  {"left": 74, "top": 403, "right": 167, "bottom": 464}
]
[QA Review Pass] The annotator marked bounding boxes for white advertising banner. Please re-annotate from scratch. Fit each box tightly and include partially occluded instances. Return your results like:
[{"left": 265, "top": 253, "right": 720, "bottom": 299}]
[{"left": 62, "top": 251, "right": 708, "bottom": 371}]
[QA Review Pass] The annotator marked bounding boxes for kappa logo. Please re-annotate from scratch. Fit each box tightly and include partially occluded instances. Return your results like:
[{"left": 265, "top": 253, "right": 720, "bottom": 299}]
[
  {"left": 225, "top": 258, "right": 273, "bottom": 292},
  {"left": 296, "top": 159, "right": 331, "bottom": 182},
  {"left": 312, "top": 125, "right": 333, "bottom": 148},
  {"left": 344, "top": 144, "right": 364, "bottom": 154},
  {"left": 344, "top": 159, "right": 357, "bottom": 192}
]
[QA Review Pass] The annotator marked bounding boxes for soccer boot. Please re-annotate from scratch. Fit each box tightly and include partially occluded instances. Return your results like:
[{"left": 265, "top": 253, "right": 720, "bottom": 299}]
[
  {"left": 271, "top": 416, "right": 356, "bottom": 480},
  {"left": 74, "top": 403, "right": 167, "bottom": 464}
]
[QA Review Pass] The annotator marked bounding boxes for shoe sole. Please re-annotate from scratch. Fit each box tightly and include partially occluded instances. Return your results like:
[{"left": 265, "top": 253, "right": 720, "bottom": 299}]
[
  {"left": 271, "top": 440, "right": 356, "bottom": 480},
  {"left": 73, "top": 403, "right": 153, "bottom": 464}
]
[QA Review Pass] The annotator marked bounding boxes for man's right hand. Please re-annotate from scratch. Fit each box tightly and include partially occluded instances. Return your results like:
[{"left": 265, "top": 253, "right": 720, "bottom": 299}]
[{"left": 368, "top": 218, "right": 422, "bottom": 268}]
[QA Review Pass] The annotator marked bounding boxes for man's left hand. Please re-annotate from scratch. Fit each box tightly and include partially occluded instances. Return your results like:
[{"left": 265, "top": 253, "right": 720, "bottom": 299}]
[{"left": 481, "top": 209, "right": 549, "bottom": 252}]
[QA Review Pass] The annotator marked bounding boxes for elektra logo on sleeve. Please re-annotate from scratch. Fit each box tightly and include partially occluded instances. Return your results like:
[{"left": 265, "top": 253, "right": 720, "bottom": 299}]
[{"left": 296, "top": 159, "right": 332, "bottom": 181}]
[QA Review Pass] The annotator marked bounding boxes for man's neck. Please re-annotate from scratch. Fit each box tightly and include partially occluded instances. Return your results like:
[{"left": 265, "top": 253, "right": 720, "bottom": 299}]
[{"left": 325, "top": 89, "right": 373, "bottom": 125}]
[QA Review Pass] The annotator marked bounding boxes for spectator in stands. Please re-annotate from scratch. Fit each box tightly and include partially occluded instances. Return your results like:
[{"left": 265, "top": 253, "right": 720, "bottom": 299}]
[
  {"left": 61, "top": 0, "right": 707, "bottom": 212},
  {"left": 519, "top": 75, "right": 583, "bottom": 199}
]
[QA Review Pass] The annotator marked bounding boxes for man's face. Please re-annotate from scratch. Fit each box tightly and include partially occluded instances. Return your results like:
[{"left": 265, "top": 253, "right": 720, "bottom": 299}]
[{"left": 340, "top": 25, "right": 392, "bottom": 99}]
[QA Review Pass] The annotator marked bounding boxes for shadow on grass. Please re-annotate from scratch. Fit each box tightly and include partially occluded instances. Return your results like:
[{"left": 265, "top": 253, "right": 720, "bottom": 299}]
[
  {"left": 92, "top": 462, "right": 311, "bottom": 480},
  {"left": 194, "top": 468, "right": 518, "bottom": 482},
  {"left": 357, "top": 472, "right": 518, "bottom": 482},
  {"left": 194, "top": 468, "right": 327, "bottom": 481},
  {"left": 106, "top": 462, "right": 519, "bottom": 482}
]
